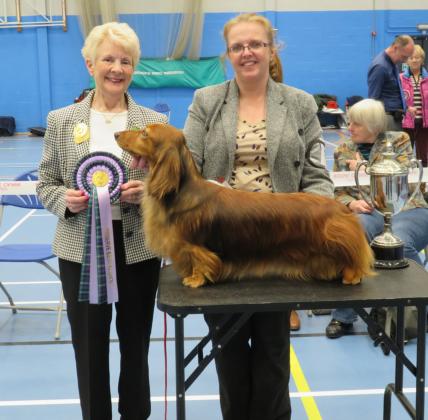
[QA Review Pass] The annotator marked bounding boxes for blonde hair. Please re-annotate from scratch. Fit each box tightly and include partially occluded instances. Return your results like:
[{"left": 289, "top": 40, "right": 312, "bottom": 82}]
[
  {"left": 411, "top": 44, "right": 426, "bottom": 61},
  {"left": 348, "top": 99, "right": 387, "bottom": 135},
  {"left": 81, "top": 22, "right": 141, "bottom": 68},
  {"left": 223, "top": 13, "right": 283, "bottom": 83}
]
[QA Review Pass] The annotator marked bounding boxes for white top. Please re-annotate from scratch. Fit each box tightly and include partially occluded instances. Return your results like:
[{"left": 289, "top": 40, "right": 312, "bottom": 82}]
[{"left": 89, "top": 109, "right": 128, "bottom": 219}]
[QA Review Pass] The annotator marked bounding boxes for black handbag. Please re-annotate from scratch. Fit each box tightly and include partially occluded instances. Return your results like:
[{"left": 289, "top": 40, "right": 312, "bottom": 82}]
[{"left": 0, "top": 116, "right": 16, "bottom": 136}]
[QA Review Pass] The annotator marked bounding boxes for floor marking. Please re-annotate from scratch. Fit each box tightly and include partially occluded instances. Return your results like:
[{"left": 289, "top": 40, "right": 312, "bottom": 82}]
[
  {"left": 1, "top": 281, "right": 60, "bottom": 285},
  {"left": 290, "top": 345, "right": 322, "bottom": 419},
  {"left": 0, "top": 209, "right": 36, "bottom": 242},
  {"left": 0, "top": 300, "right": 60, "bottom": 305},
  {"left": 1, "top": 387, "right": 427, "bottom": 407}
]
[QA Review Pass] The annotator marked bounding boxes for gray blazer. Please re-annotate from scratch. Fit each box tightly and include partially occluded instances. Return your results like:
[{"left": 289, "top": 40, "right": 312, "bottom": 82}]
[
  {"left": 183, "top": 78, "right": 333, "bottom": 196},
  {"left": 37, "top": 90, "right": 167, "bottom": 264}
]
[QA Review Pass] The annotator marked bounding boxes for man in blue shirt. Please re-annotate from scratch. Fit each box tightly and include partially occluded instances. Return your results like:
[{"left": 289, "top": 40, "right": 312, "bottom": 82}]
[{"left": 368, "top": 35, "right": 414, "bottom": 130}]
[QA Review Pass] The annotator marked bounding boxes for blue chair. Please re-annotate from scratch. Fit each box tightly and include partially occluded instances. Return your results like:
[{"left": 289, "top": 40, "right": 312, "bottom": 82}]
[
  {"left": 153, "top": 103, "right": 171, "bottom": 122},
  {"left": 0, "top": 170, "right": 64, "bottom": 339}
]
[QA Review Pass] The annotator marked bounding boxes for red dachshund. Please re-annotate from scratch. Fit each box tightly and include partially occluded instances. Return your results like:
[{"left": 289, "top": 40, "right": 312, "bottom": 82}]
[{"left": 116, "top": 123, "right": 374, "bottom": 288}]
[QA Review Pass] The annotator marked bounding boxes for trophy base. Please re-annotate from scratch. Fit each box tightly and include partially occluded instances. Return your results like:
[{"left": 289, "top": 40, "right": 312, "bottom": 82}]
[
  {"left": 371, "top": 243, "right": 409, "bottom": 269},
  {"left": 374, "top": 258, "right": 409, "bottom": 269}
]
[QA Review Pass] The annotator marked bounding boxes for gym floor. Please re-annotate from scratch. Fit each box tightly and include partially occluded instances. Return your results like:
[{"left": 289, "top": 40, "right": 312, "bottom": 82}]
[{"left": 0, "top": 130, "right": 426, "bottom": 420}]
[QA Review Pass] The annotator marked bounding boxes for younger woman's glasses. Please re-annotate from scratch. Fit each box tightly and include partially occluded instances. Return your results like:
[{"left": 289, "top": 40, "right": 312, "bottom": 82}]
[{"left": 228, "top": 40, "right": 271, "bottom": 54}]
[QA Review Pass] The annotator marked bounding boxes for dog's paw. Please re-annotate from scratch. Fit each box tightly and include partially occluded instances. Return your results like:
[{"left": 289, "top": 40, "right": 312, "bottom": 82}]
[
  {"left": 342, "top": 267, "right": 363, "bottom": 285},
  {"left": 182, "top": 274, "right": 207, "bottom": 288},
  {"left": 342, "top": 277, "right": 361, "bottom": 285}
]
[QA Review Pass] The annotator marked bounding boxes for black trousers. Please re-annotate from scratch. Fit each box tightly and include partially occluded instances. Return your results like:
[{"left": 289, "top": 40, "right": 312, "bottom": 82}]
[
  {"left": 405, "top": 119, "right": 428, "bottom": 166},
  {"left": 205, "top": 311, "right": 292, "bottom": 420},
  {"left": 59, "top": 221, "right": 160, "bottom": 420}
]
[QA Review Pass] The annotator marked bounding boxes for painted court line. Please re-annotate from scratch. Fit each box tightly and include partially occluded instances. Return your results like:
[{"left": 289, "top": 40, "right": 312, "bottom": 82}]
[
  {"left": 290, "top": 345, "right": 322, "bottom": 419},
  {"left": 0, "top": 300, "right": 60, "bottom": 305},
  {"left": 1, "top": 387, "right": 427, "bottom": 407},
  {"left": 0, "top": 209, "right": 36, "bottom": 242},
  {"left": 1, "top": 281, "right": 60, "bottom": 285}
]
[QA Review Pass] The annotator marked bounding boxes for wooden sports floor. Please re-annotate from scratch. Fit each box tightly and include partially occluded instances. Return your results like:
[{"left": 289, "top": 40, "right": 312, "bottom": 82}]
[{"left": 0, "top": 130, "right": 426, "bottom": 420}]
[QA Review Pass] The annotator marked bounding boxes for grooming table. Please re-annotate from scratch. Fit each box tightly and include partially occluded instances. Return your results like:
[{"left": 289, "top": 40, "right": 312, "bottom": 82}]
[{"left": 157, "top": 261, "right": 428, "bottom": 420}]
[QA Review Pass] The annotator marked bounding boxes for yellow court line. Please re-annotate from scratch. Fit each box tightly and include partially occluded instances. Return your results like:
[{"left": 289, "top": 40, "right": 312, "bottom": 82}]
[{"left": 290, "top": 345, "right": 322, "bottom": 420}]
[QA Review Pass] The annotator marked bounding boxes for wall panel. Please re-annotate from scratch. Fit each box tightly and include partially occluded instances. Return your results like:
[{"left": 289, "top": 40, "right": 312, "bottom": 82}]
[{"left": 1, "top": 6, "right": 428, "bottom": 131}]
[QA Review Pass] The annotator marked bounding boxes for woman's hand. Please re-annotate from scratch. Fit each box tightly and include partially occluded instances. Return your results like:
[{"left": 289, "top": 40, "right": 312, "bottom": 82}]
[
  {"left": 345, "top": 152, "right": 363, "bottom": 171},
  {"left": 120, "top": 180, "right": 144, "bottom": 204},
  {"left": 348, "top": 199, "right": 374, "bottom": 214},
  {"left": 65, "top": 189, "right": 89, "bottom": 213},
  {"left": 408, "top": 106, "right": 418, "bottom": 117}
]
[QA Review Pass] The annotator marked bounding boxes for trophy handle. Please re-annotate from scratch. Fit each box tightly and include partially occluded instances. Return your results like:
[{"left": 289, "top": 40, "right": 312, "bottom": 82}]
[
  {"left": 354, "top": 160, "right": 373, "bottom": 207},
  {"left": 404, "top": 158, "right": 424, "bottom": 206}
]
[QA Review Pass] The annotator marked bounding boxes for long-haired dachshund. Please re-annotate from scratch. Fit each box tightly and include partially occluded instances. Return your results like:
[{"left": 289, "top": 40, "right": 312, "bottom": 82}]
[{"left": 116, "top": 124, "right": 374, "bottom": 288}]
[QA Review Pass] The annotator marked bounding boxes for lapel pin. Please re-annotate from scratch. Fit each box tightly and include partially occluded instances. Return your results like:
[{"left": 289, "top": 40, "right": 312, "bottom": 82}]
[{"left": 73, "top": 122, "right": 90, "bottom": 144}]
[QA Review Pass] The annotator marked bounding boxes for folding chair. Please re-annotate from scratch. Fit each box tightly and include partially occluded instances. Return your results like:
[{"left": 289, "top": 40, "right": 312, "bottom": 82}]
[
  {"left": 0, "top": 170, "right": 64, "bottom": 339},
  {"left": 153, "top": 102, "right": 171, "bottom": 122}
]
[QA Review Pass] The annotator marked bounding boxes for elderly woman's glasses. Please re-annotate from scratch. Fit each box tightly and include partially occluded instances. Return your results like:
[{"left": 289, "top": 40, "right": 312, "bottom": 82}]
[{"left": 228, "top": 40, "right": 271, "bottom": 54}]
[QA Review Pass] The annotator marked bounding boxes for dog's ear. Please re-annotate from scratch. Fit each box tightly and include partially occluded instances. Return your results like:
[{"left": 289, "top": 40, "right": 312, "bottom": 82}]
[{"left": 148, "top": 142, "right": 182, "bottom": 200}]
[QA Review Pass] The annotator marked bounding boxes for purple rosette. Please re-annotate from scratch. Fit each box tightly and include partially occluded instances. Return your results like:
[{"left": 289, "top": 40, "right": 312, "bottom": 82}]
[
  {"left": 73, "top": 152, "right": 127, "bottom": 202},
  {"left": 74, "top": 152, "right": 126, "bottom": 304}
]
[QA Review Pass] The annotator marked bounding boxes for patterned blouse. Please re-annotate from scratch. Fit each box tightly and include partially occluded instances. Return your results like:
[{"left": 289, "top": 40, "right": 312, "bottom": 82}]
[{"left": 229, "top": 120, "right": 272, "bottom": 192}]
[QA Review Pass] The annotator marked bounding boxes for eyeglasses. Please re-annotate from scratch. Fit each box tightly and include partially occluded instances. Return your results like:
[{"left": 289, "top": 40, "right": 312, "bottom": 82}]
[{"left": 227, "top": 40, "right": 271, "bottom": 54}]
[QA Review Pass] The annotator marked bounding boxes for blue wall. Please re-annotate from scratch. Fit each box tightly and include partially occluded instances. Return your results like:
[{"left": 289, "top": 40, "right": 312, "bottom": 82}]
[{"left": 1, "top": 9, "right": 428, "bottom": 132}]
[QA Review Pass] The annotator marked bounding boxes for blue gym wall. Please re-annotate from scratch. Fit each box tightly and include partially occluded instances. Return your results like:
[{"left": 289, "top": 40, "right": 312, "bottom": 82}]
[{"left": 1, "top": 8, "right": 428, "bottom": 132}]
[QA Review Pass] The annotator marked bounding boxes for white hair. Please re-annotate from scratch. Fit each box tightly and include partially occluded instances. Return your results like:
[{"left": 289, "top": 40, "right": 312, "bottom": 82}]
[
  {"left": 81, "top": 22, "right": 140, "bottom": 68},
  {"left": 348, "top": 99, "right": 387, "bottom": 135}
]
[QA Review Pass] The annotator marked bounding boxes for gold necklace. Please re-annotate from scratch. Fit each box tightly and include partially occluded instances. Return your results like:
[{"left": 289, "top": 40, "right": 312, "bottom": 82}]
[{"left": 98, "top": 111, "right": 126, "bottom": 124}]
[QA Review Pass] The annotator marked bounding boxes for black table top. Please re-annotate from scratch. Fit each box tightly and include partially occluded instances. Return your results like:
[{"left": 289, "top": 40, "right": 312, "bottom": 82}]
[{"left": 157, "top": 261, "right": 428, "bottom": 315}]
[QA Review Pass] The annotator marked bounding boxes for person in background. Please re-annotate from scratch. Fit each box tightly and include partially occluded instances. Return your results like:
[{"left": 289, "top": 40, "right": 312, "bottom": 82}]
[
  {"left": 183, "top": 13, "right": 333, "bottom": 420},
  {"left": 345, "top": 95, "right": 364, "bottom": 114},
  {"left": 37, "top": 22, "right": 167, "bottom": 420},
  {"left": 325, "top": 98, "right": 428, "bottom": 339},
  {"left": 400, "top": 44, "right": 428, "bottom": 167},
  {"left": 368, "top": 35, "right": 414, "bottom": 131}
]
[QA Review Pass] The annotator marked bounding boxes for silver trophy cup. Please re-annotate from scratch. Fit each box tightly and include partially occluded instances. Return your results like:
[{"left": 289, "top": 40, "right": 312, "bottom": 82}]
[{"left": 355, "top": 138, "right": 423, "bottom": 269}]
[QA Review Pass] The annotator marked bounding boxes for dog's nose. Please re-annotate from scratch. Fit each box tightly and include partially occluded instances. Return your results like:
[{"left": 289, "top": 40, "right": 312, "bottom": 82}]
[{"left": 114, "top": 132, "right": 121, "bottom": 141}]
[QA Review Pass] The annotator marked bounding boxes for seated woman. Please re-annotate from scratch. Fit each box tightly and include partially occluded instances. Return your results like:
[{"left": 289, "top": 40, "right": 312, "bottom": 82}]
[{"left": 326, "top": 98, "right": 428, "bottom": 339}]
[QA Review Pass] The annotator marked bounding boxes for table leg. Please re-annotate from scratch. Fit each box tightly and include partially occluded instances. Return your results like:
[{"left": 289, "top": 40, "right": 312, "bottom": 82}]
[
  {"left": 175, "top": 315, "right": 186, "bottom": 420},
  {"left": 383, "top": 384, "right": 392, "bottom": 420},
  {"left": 394, "top": 305, "right": 405, "bottom": 391},
  {"left": 384, "top": 305, "right": 404, "bottom": 420},
  {"left": 415, "top": 303, "right": 426, "bottom": 420}
]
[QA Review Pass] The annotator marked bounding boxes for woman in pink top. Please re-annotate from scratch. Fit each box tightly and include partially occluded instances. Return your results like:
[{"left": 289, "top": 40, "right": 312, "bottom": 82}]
[{"left": 400, "top": 44, "right": 428, "bottom": 166}]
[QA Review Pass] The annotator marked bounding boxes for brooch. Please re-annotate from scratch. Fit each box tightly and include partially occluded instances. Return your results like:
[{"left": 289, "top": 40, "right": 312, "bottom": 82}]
[{"left": 73, "top": 122, "right": 90, "bottom": 144}]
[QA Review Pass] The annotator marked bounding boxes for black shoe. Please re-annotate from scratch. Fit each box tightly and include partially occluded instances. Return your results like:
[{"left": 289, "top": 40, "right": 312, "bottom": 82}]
[
  {"left": 311, "top": 309, "right": 332, "bottom": 315},
  {"left": 326, "top": 319, "right": 353, "bottom": 339}
]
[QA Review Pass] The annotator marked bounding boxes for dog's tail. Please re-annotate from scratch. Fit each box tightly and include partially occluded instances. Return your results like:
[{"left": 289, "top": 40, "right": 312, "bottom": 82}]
[{"left": 323, "top": 211, "right": 375, "bottom": 284}]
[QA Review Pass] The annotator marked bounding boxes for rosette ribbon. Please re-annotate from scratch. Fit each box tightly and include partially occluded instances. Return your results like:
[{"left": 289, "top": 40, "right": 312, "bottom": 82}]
[{"left": 74, "top": 152, "right": 127, "bottom": 304}]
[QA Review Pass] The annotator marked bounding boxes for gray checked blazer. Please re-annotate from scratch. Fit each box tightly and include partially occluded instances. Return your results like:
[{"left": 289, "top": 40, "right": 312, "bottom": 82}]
[
  {"left": 183, "top": 78, "right": 333, "bottom": 196},
  {"left": 37, "top": 90, "right": 167, "bottom": 264}
]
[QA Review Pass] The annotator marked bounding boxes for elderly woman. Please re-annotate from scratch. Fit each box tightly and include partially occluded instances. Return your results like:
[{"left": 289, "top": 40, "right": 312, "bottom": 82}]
[
  {"left": 183, "top": 13, "right": 333, "bottom": 420},
  {"left": 325, "top": 98, "right": 428, "bottom": 339},
  {"left": 37, "top": 22, "right": 167, "bottom": 420},
  {"left": 400, "top": 44, "right": 428, "bottom": 167}
]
